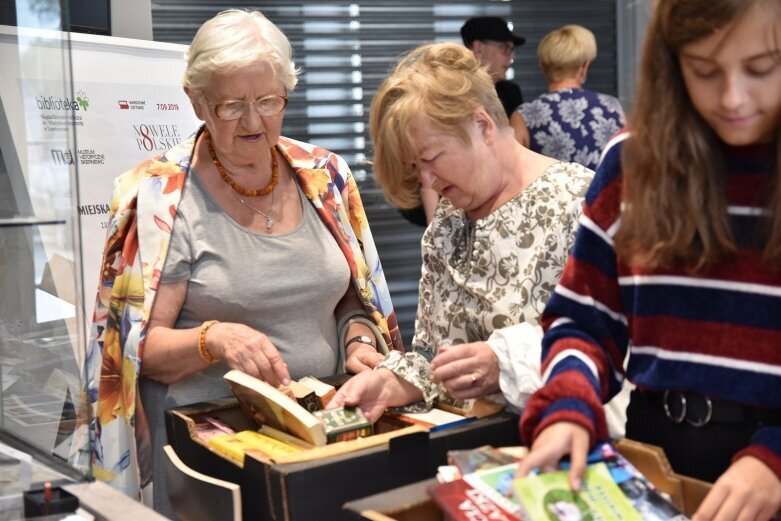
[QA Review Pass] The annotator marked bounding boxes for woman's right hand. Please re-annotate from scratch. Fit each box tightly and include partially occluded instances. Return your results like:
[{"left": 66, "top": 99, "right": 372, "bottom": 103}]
[
  {"left": 208, "top": 322, "right": 290, "bottom": 387},
  {"left": 328, "top": 369, "right": 423, "bottom": 422},
  {"left": 515, "top": 421, "right": 591, "bottom": 491}
]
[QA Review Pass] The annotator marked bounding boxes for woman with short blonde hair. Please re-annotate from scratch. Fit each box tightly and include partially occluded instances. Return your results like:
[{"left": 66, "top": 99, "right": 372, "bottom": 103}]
[
  {"left": 516, "top": 24, "right": 624, "bottom": 170},
  {"left": 537, "top": 24, "right": 597, "bottom": 83}
]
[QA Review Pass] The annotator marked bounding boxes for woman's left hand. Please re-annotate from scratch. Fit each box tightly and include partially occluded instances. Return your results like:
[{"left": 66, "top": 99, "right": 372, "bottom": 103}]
[
  {"left": 429, "top": 341, "right": 500, "bottom": 399},
  {"left": 693, "top": 456, "right": 781, "bottom": 521},
  {"left": 345, "top": 343, "right": 385, "bottom": 373}
]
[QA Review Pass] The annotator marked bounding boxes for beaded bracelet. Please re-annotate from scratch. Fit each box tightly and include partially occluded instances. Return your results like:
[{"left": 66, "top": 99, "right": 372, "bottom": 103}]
[{"left": 198, "top": 320, "right": 219, "bottom": 364}]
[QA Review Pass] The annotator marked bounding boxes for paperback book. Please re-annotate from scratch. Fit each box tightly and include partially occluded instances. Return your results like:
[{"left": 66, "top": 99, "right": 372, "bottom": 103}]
[
  {"left": 513, "top": 462, "right": 642, "bottom": 521},
  {"left": 207, "top": 430, "right": 303, "bottom": 464},
  {"left": 430, "top": 443, "right": 688, "bottom": 521}
]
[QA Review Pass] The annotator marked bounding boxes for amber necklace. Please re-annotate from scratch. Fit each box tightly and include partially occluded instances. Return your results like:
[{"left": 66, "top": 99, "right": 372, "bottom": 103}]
[
  {"left": 225, "top": 183, "right": 275, "bottom": 231},
  {"left": 205, "top": 130, "right": 279, "bottom": 197}
]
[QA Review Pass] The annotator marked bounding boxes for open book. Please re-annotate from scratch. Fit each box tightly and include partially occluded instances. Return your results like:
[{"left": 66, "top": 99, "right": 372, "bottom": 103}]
[{"left": 224, "top": 370, "right": 371, "bottom": 447}]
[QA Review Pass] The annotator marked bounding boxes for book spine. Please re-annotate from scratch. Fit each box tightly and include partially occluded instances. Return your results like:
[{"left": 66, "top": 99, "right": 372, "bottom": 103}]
[{"left": 328, "top": 425, "right": 373, "bottom": 443}]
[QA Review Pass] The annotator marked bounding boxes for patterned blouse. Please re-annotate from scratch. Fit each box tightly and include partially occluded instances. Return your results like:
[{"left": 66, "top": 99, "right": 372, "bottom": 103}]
[
  {"left": 518, "top": 88, "right": 625, "bottom": 170},
  {"left": 378, "top": 162, "right": 594, "bottom": 408}
]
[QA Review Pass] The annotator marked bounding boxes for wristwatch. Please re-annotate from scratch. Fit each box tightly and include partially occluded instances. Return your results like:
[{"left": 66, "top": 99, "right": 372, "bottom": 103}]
[{"left": 345, "top": 335, "right": 376, "bottom": 350}]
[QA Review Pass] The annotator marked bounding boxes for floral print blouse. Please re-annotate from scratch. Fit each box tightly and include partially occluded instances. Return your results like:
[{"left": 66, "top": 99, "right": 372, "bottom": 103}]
[
  {"left": 378, "top": 162, "right": 594, "bottom": 408},
  {"left": 518, "top": 88, "right": 625, "bottom": 170}
]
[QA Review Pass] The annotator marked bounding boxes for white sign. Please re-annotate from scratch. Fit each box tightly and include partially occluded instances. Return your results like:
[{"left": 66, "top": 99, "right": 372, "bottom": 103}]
[{"left": 0, "top": 26, "right": 200, "bottom": 330}]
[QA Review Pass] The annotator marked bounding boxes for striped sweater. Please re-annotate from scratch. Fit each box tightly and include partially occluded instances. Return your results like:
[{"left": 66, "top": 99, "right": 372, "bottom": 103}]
[{"left": 520, "top": 132, "right": 781, "bottom": 479}]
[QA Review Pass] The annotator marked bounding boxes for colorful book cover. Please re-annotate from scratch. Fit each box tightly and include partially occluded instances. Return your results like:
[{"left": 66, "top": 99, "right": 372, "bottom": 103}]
[
  {"left": 427, "top": 478, "right": 520, "bottom": 521},
  {"left": 463, "top": 463, "right": 523, "bottom": 517},
  {"left": 512, "top": 462, "right": 642, "bottom": 521},
  {"left": 570, "top": 444, "right": 688, "bottom": 520}
]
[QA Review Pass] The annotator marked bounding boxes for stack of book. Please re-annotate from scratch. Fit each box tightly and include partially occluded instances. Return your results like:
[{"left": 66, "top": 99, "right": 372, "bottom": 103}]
[
  {"left": 428, "top": 443, "right": 690, "bottom": 521},
  {"left": 201, "top": 370, "right": 371, "bottom": 463},
  {"left": 195, "top": 370, "right": 489, "bottom": 467}
]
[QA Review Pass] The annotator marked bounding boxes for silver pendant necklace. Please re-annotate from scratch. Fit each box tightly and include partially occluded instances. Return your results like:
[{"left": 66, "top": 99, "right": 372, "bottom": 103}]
[{"left": 226, "top": 183, "right": 275, "bottom": 231}]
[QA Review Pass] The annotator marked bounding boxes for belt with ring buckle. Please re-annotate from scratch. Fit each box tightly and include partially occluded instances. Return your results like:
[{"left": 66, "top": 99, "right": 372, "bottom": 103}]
[{"left": 663, "top": 390, "right": 713, "bottom": 427}]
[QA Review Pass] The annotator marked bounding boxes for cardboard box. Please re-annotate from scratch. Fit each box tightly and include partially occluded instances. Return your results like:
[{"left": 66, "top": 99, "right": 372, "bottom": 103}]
[
  {"left": 342, "top": 478, "right": 441, "bottom": 521},
  {"left": 614, "top": 438, "right": 711, "bottom": 518},
  {"left": 165, "top": 397, "right": 520, "bottom": 521},
  {"left": 342, "top": 439, "right": 714, "bottom": 520}
]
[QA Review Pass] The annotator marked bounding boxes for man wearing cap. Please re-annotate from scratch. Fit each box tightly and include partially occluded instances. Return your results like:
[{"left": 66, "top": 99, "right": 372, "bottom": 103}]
[{"left": 460, "top": 16, "right": 526, "bottom": 118}]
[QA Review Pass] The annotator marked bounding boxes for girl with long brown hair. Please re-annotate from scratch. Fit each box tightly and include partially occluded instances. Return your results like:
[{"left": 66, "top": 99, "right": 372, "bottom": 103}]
[{"left": 517, "top": 0, "right": 781, "bottom": 519}]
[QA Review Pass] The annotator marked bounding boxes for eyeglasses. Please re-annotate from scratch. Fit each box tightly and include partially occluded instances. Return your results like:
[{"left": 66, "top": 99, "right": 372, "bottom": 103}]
[
  {"left": 480, "top": 40, "right": 516, "bottom": 55},
  {"left": 205, "top": 94, "right": 289, "bottom": 120}
]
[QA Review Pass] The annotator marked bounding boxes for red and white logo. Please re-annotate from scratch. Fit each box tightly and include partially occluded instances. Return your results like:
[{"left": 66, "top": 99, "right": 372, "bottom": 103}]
[{"left": 118, "top": 100, "right": 129, "bottom": 109}]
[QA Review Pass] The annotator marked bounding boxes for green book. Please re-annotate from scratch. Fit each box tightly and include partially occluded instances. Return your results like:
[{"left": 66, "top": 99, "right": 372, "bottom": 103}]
[
  {"left": 512, "top": 462, "right": 643, "bottom": 521},
  {"left": 313, "top": 407, "right": 373, "bottom": 443}
]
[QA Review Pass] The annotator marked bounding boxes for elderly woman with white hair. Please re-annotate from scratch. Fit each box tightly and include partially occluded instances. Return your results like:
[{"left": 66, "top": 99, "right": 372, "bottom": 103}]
[
  {"left": 516, "top": 25, "right": 625, "bottom": 170},
  {"left": 86, "top": 8, "right": 402, "bottom": 513}
]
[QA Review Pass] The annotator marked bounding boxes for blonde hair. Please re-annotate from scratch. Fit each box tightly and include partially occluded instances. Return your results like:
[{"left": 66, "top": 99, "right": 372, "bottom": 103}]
[
  {"left": 617, "top": 0, "right": 781, "bottom": 270},
  {"left": 537, "top": 25, "right": 597, "bottom": 82},
  {"left": 183, "top": 9, "right": 299, "bottom": 93},
  {"left": 370, "top": 42, "right": 508, "bottom": 209}
]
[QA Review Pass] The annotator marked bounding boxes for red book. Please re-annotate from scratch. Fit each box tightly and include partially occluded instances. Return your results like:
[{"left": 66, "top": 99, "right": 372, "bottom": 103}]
[{"left": 427, "top": 478, "right": 521, "bottom": 521}]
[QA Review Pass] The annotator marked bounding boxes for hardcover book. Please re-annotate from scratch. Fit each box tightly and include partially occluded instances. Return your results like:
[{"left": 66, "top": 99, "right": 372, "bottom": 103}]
[
  {"left": 463, "top": 463, "right": 524, "bottom": 518},
  {"left": 313, "top": 407, "right": 372, "bottom": 442},
  {"left": 427, "top": 478, "right": 520, "bottom": 521},
  {"left": 223, "top": 370, "right": 372, "bottom": 447}
]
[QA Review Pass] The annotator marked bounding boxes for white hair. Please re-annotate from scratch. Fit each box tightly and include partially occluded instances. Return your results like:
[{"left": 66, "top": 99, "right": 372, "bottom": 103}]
[{"left": 183, "top": 9, "right": 299, "bottom": 92}]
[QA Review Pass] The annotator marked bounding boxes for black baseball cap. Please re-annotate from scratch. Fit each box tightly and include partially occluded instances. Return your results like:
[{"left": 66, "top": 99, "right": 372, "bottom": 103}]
[{"left": 460, "top": 17, "right": 526, "bottom": 47}]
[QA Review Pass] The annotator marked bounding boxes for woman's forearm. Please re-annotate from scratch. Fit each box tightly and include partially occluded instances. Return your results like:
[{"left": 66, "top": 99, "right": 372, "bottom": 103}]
[{"left": 142, "top": 324, "right": 213, "bottom": 384}]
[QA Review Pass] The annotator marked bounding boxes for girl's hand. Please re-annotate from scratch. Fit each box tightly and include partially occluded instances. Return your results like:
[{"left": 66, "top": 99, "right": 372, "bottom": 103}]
[
  {"left": 515, "top": 422, "right": 591, "bottom": 491},
  {"left": 693, "top": 456, "right": 781, "bottom": 521}
]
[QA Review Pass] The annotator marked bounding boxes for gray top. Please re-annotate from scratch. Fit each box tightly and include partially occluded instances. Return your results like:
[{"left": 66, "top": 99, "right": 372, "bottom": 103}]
[
  {"left": 159, "top": 166, "right": 350, "bottom": 381},
  {"left": 140, "top": 166, "right": 350, "bottom": 515}
]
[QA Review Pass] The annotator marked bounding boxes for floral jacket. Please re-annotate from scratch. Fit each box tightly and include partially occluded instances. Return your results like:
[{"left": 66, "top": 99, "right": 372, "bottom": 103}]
[{"left": 85, "top": 127, "right": 402, "bottom": 498}]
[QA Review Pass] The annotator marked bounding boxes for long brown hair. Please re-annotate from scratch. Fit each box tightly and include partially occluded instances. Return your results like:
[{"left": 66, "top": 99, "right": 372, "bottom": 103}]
[{"left": 616, "top": 0, "right": 781, "bottom": 270}]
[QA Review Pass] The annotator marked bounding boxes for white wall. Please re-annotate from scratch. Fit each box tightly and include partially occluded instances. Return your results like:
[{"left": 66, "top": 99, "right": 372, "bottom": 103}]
[{"left": 110, "top": 0, "right": 152, "bottom": 40}]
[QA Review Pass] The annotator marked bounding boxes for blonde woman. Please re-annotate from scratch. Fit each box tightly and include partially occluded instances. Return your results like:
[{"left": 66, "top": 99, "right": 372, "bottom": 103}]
[
  {"left": 516, "top": 25, "right": 625, "bottom": 170},
  {"left": 329, "top": 43, "right": 633, "bottom": 433}
]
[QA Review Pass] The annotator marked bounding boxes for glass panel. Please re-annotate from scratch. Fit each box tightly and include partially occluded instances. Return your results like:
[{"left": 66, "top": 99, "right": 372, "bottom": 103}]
[{"left": 0, "top": 0, "right": 90, "bottom": 480}]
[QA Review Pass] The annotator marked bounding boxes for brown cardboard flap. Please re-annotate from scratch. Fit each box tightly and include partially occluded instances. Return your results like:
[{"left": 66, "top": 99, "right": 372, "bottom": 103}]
[
  {"left": 344, "top": 478, "right": 442, "bottom": 521},
  {"left": 615, "top": 438, "right": 711, "bottom": 517}
]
